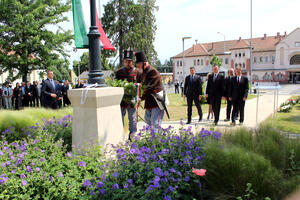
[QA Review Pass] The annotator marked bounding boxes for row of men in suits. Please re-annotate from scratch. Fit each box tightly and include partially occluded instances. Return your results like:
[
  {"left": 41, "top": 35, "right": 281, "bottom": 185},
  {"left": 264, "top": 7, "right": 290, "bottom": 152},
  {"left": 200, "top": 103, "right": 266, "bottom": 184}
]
[{"left": 183, "top": 65, "right": 249, "bottom": 126}]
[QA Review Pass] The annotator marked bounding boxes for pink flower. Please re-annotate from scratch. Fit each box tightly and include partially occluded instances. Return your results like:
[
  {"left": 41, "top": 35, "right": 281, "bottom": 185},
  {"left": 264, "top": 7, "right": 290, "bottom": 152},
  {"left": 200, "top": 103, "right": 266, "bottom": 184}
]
[{"left": 192, "top": 168, "right": 206, "bottom": 176}]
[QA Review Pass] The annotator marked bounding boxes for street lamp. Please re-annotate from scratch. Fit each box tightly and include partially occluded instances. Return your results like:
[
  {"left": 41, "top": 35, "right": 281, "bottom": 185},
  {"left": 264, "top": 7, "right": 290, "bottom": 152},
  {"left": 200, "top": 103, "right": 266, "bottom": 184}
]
[
  {"left": 182, "top": 36, "right": 192, "bottom": 81},
  {"left": 250, "top": 0, "right": 253, "bottom": 94},
  {"left": 87, "top": 0, "right": 105, "bottom": 86},
  {"left": 217, "top": 32, "right": 226, "bottom": 67}
]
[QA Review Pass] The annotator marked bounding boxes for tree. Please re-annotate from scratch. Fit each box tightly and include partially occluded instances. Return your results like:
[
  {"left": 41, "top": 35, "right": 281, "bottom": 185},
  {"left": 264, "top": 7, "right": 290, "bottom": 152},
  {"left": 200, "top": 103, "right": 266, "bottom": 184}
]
[
  {"left": 210, "top": 55, "right": 222, "bottom": 67},
  {"left": 73, "top": 52, "right": 113, "bottom": 77},
  {"left": 0, "top": 0, "right": 73, "bottom": 82},
  {"left": 102, "top": 0, "right": 158, "bottom": 66}
]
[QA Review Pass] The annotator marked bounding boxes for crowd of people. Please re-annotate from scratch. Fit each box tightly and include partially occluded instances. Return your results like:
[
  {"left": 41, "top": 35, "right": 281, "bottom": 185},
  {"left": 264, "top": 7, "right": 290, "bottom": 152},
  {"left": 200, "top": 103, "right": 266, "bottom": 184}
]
[{"left": 0, "top": 75, "right": 74, "bottom": 110}]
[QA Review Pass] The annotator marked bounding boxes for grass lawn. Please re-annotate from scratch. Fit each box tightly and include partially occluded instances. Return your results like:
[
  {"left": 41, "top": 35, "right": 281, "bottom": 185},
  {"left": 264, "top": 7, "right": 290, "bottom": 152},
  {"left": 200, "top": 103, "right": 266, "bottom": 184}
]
[{"left": 263, "top": 96, "right": 300, "bottom": 134}]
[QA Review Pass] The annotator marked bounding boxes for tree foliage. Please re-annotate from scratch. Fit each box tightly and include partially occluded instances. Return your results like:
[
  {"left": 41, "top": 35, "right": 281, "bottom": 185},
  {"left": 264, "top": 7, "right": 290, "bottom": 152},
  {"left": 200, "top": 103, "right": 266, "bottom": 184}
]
[
  {"left": 0, "top": 0, "right": 73, "bottom": 82},
  {"left": 102, "top": 0, "right": 158, "bottom": 66},
  {"left": 210, "top": 55, "right": 222, "bottom": 67}
]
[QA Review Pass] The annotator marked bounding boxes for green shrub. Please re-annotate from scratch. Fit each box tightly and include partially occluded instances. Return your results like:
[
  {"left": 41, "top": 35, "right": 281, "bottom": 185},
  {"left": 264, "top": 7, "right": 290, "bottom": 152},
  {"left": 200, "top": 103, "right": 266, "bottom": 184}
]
[
  {"left": 203, "top": 144, "right": 285, "bottom": 200},
  {"left": 0, "top": 108, "right": 72, "bottom": 133}
]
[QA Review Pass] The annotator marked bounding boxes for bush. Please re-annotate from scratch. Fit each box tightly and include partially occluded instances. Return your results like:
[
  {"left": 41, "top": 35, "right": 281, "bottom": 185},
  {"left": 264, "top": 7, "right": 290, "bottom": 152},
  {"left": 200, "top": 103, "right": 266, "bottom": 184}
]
[
  {"left": 0, "top": 108, "right": 72, "bottom": 133},
  {"left": 0, "top": 131, "right": 104, "bottom": 199}
]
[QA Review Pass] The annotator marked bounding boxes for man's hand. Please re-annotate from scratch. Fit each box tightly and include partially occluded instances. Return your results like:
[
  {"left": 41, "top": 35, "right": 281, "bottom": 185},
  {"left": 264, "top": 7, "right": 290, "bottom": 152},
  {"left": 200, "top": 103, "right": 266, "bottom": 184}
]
[
  {"left": 184, "top": 95, "right": 186, "bottom": 100},
  {"left": 51, "top": 93, "right": 57, "bottom": 98},
  {"left": 243, "top": 97, "right": 247, "bottom": 101},
  {"left": 58, "top": 97, "right": 62, "bottom": 100},
  {"left": 229, "top": 97, "right": 232, "bottom": 101},
  {"left": 28, "top": 93, "right": 31, "bottom": 96},
  {"left": 199, "top": 95, "right": 202, "bottom": 101},
  {"left": 205, "top": 94, "right": 208, "bottom": 99},
  {"left": 222, "top": 96, "right": 226, "bottom": 100}
]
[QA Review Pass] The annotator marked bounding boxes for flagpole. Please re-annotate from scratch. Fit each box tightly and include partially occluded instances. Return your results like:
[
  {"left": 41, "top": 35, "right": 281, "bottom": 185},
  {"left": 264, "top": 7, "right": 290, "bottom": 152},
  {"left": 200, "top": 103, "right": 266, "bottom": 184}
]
[{"left": 87, "top": 0, "right": 105, "bottom": 86}]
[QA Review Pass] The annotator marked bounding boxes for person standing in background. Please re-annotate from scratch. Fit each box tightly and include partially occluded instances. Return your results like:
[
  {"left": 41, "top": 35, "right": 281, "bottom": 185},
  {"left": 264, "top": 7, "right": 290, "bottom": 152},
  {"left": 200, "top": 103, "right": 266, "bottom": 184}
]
[
  {"left": 56, "top": 80, "right": 63, "bottom": 109},
  {"left": 174, "top": 80, "right": 179, "bottom": 94},
  {"left": 24, "top": 82, "right": 32, "bottom": 107},
  {"left": 62, "top": 80, "right": 71, "bottom": 107},
  {"left": 31, "top": 81, "right": 39, "bottom": 107},
  {"left": 3, "top": 82, "right": 13, "bottom": 109},
  {"left": 184, "top": 67, "right": 203, "bottom": 124},
  {"left": 41, "top": 71, "right": 60, "bottom": 109},
  {"left": 180, "top": 81, "right": 184, "bottom": 97},
  {"left": 14, "top": 82, "right": 23, "bottom": 110},
  {"left": 205, "top": 65, "right": 225, "bottom": 125},
  {"left": 0, "top": 86, "right": 2, "bottom": 109},
  {"left": 204, "top": 73, "right": 214, "bottom": 120},
  {"left": 224, "top": 68, "right": 234, "bottom": 121}
]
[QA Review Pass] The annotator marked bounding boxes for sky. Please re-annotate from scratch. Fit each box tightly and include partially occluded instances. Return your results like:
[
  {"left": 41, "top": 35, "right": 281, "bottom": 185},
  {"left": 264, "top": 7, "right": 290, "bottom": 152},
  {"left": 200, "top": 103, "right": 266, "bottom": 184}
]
[{"left": 65, "top": 0, "right": 300, "bottom": 66}]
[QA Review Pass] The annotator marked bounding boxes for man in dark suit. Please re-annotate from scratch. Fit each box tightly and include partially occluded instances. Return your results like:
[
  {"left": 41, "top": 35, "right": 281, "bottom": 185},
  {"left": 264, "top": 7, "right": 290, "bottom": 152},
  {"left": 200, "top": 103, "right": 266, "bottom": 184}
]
[
  {"left": 184, "top": 67, "right": 203, "bottom": 124},
  {"left": 31, "top": 81, "right": 39, "bottom": 107},
  {"left": 224, "top": 68, "right": 234, "bottom": 121},
  {"left": 41, "top": 71, "right": 60, "bottom": 109},
  {"left": 24, "top": 82, "right": 33, "bottom": 107},
  {"left": 229, "top": 66, "right": 249, "bottom": 125},
  {"left": 55, "top": 80, "right": 63, "bottom": 108},
  {"left": 205, "top": 64, "right": 225, "bottom": 125}
]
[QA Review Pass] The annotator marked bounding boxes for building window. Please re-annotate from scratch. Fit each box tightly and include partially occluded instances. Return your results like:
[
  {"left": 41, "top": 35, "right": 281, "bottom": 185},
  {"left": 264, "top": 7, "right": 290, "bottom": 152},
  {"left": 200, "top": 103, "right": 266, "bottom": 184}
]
[
  {"left": 177, "top": 61, "right": 179, "bottom": 66},
  {"left": 180, "top": 61, "right": 182, "bottom": 66},
  {"left": 243, "top": 63, "right": 245, "bottom": 68},
  {"left": 194, "top": 60, "right": 196, "bottom": 66},
  {"left": 197, "top": 59, "right": 200, "bottom": 65},
  {"left": 235, "top": 53, "right": 237, "bottom": 57},
  {"left": 243, "top": 53, "right": 245, "bottom": 57},
  {"left": 259, "top": 57, "right": 263, "bottom": 63},
  {"left": 177, "top": 72, "right": 179, "bottom": 75},
  {"left": 235, "top": 63, "right": 238, "bottom": 67},
  {"left": 201, "top": 59, "right": 203, "bottom": 66},
  {"left": 239, "top": 53, "right": 241, "bottom": 57},
  {"left": 265, "top": 56, "right": 268, "bottom": 63},
  {"left": 253, "top": 75, "right": 259, "bottom": 80},
  {"left": 295, "top": 42, "right": 300, "bottom": 47},
  {"left": 225, "top": 58, "right": 229, "bottom": 64},
  {"left": 272, "top": 56, "right": 275, "bottom": 63},
  {"left": 254, "top": 57, "right": 257, "bottom": 63}
]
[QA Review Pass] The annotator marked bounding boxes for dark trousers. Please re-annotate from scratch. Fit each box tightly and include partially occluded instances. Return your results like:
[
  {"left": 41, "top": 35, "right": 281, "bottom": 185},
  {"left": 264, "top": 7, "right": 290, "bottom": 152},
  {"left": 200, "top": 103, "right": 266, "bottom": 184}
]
[
  {"left": 211, "top": 96, "right": 222, "bottom": 123},
  {"left": 226, "top": 99, "right": 233, "bottom": 120},
  {"left": 58, "top": 99, "right": 62, "bottom": 108},
  {"left": 32, "top": 96, "right": 39, "bottom": 107},
  {"left": 63, "top": 95, "right": 71, "bottom": 107},
  {"left": 187, "top": 95, "right": 203, "bottom": 121},
  {"left": 175, "top": 86, "right": 179, "bottom": 94},
  {"left": 232, "top": 100, "right": 245, "bottom": 123},
  {"left": 180, "top": 87, "right": 184, "bottom": 96}
]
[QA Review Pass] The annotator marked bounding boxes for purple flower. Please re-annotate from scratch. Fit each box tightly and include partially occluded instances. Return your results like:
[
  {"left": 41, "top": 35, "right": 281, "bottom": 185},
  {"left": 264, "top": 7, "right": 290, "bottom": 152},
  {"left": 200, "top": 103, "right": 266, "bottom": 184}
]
[
  {"left": 90, "top": 190, "right": 95, "bottom": 196},
  {"left": 20, "top": 174, "right": 26, "bottom": 179},
  {"left": 174, "top": 159, "right": 179, "bottom": 164},
  {"left": 36, "top": 167, "right": 40, "bottom": 172},
  {"left": 97, "top": 182, "right": 104, "bottom": 188},
  {"left": 164, "top": 195, "right": 172, "bottom": 200},
  {"left": 83, "top": 179, "right": 92, "bottom": 187},
  {"left": 79, "top": 161, "right": 86, "bottom": 167},
  {"left": 170, "top": 168, "right": 176, "bottom": 173},
  {"left": 154, "top": 167, "right": 163, "bottom": 176},
  {"left": 112, "top": 183, "right": 119, "bottom": 190},
  {"left": 27, "top": 166, "right": 32, "bottom": 173},
  {"left": 6, "top": 161, "right": 11, "bottom": 165},
  {"left": 99, "top": 188, "right": 105, "bottom": 195},
  {"left": 145, "top": 185, "right": 154, "bottom": 194},
  {"left": 123, "top": 183, "right": 129, "bottom": 189},
  {"left": 49, "top": 176, "right": 53, "bottom": 181},
  {"left": 22, "top": 180, "right": 27, "bottom": 186},
  {"left": 10, "top": 155, "right": 15, "bottom": 160},
  {"left": 113, "top": 172, "right": 118, "bottom": 178},
  {"left": 59, "top": 172, "right": 63, "bottom": 177},
  {"left": 184, "top": 176, "right": 190, "bottom": 182},
  {"left": 127, "top": 179, "right": 133, "bottom": 185},
  {"left": 40, "top": 158, "right": 45, "bottom": 162},
  {"left": 0, "top": 151, "right": 3, "bottom": 156},
  {"left": 11, "top": 170, "right": 15, "bottom": 174},
  {"left": 168, "top": 186, "right": 175, "bottom": 193}
]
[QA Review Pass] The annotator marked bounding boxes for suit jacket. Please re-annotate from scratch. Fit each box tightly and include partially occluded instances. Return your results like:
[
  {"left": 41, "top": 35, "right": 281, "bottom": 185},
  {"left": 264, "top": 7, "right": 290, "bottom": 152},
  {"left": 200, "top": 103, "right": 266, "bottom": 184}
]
[
  {"left": 224, "top": 76, "right": 233, "bottom": 97},
  {"left": 41, "top": 79, "right": 58, "bottom": 106},
  {"left": 229, "top": 76, "right": 249, "bottom": 101},
  {"left": 25, "top": 86, "right": 32, "bottom": 97},
  {"left": 206, "top": 73, "right": 225, "bottom": 98},
  {"left": 31, "top": 85, "right": 38, "bottom": 97},
  {"left": 184, "top": 74, "right": 202, "bottom": 97}
]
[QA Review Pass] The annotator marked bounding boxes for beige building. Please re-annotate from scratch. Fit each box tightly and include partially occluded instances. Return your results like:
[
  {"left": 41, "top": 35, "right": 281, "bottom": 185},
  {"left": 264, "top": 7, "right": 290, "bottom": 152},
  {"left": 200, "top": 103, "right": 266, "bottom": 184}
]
[
  {"left": 0, "top": 70, "right": 45, "bottom": 86},
  {"left": 172, "top": 28, "right": 300, "bottom": 83}
]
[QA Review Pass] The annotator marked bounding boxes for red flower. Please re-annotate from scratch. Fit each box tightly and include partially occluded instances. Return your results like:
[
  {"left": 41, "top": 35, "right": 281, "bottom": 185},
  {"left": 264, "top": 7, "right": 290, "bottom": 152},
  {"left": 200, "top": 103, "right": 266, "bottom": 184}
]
[{"left": 192, "top": 168, "right": 206, "bottom": 176}]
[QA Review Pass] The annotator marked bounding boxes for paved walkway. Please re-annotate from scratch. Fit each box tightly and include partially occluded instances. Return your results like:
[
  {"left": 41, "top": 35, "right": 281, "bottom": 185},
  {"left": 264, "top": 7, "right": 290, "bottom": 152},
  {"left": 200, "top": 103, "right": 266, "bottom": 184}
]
[{"left": 137, "top": 93, "right": 291, "bottom": 133}]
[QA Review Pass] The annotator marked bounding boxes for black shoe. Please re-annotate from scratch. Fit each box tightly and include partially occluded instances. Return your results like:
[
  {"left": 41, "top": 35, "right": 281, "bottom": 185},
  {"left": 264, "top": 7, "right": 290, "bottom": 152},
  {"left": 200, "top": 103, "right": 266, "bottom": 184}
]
[
  {"left": 199, "top": 118, "right": 202, "bottom": 122},
  {"left": 214, "top": 122, "right": 218, "bottom": 126},
  {"left": 186, "top": 121, "right": 191, "bottom": 124},
  {"left": 230, "top": 122, "right": 236, "bottom": 126},
  {"left": 224, "top": 119, "right": 230, "bottom": 122}
]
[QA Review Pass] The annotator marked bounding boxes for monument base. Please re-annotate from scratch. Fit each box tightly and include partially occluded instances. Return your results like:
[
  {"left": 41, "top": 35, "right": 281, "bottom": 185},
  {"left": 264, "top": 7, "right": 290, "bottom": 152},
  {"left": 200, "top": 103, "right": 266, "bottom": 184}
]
[{"left": 68, "top": 87, "right": 124, "bottom": 152}]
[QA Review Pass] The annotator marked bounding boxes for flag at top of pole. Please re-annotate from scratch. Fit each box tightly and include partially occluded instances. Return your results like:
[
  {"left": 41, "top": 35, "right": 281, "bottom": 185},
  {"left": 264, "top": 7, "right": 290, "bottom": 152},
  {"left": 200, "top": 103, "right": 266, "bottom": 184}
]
[{"left": 72, "top": 0, "right": 115, "bottom": 51}]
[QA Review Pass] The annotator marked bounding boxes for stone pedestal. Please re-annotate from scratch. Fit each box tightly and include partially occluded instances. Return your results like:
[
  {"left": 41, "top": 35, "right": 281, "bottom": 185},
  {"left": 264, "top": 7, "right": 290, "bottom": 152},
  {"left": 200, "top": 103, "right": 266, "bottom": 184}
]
[{"left": 68, "top": 87, "right": 124, "bottom": 151}]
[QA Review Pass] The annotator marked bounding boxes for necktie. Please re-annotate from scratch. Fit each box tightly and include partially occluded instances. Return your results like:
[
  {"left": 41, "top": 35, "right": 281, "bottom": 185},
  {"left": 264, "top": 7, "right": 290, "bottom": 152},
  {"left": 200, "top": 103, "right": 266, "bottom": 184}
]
[
  {"left": 213, "top": 74, "right": 217, "bottom": 82},
  {"left": 238, "top": 77, "right": 240, "bottom": 84},
  {"left": 51, "top": 80, "right": 55, "bottom": 89}
]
